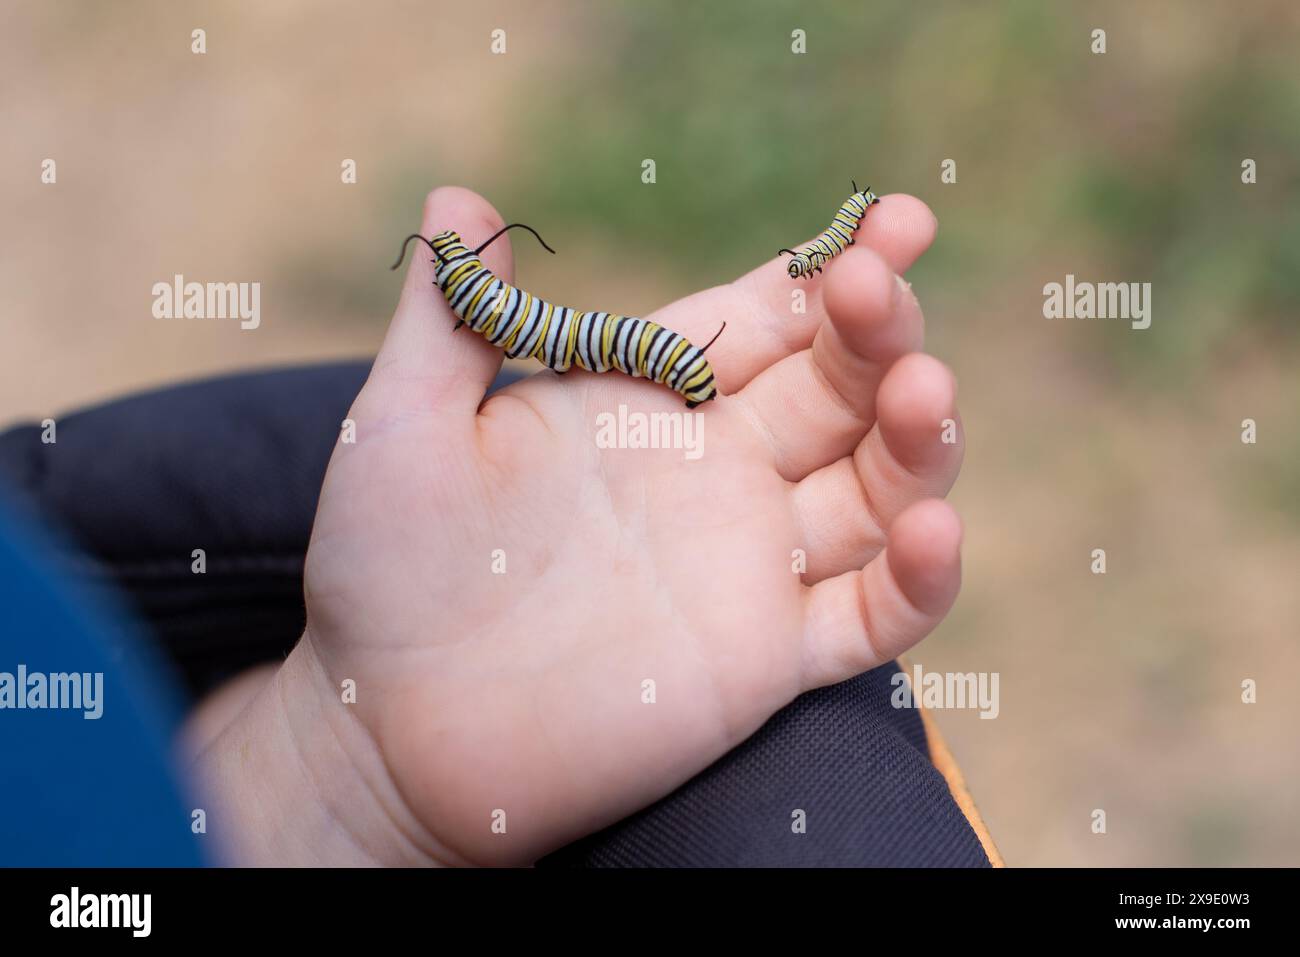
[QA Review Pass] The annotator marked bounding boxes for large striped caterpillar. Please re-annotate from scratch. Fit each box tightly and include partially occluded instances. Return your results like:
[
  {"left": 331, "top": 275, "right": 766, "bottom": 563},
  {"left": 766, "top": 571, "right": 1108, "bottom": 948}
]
[
  {"left": 392, "top": 224, "right": 723, "bottom": 408},
  {"left": 779, "top": 181, "right": 881, "bottom": 279}
]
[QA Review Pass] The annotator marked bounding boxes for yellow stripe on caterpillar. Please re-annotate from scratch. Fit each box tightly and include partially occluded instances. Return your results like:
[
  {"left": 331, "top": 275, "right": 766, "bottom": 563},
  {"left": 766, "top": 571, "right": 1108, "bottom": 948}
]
[{"left": 390, "top": 225, "right": 725, "bottom": 408}]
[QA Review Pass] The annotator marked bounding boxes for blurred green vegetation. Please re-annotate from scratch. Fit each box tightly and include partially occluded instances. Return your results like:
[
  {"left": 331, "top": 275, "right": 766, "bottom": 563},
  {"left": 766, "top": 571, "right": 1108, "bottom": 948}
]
[{"left": 461, "top": 1, "right": 1300, "bottom": 385}]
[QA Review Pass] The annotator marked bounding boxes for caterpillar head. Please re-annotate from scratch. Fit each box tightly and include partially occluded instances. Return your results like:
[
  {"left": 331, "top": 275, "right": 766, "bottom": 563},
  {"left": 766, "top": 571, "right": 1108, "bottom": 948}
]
[
  {"left": 429, "top": 229, "right": 468, "bottom": 263},
  {"left": 682, "top": 371, "right": 719, "bottom": 408},
  {"left": 780, "top": 249, "right": 812, "bottom": 280},
  {"left": 850, "top": 179, "right": 883, "bottom": 207},
  {"left": 427, "top": 230, "right": 479, "bottom": 282}
]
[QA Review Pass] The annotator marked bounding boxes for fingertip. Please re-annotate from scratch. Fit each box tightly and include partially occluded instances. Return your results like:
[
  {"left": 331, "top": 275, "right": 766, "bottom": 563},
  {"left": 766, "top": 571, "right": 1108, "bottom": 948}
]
[
  {"left": 887, "top": 499, "right": 963, "bottom": 615},
  {"left": 821, "top": 246, "right": 920, "bottom": 361},
  {"left": 800, "top": 496, "right": 964, "bottom": 687},
  {"left": 876, "top": 353, "right": 960, "bottom": 467},
  {"left": 418, "top": 187, "right": 514, "bottom": 282},
  {"left": 822, "top": 245, "right": 893, "bottom": 321},
  {"left": 421, "top": 186, "right": 505, "bottom": 236},
  {"left": 895, "top": 497, "right": 964, "bottom": 555},
  {"left": 857, "top": 193, "right": 938, "bottom": 274}
]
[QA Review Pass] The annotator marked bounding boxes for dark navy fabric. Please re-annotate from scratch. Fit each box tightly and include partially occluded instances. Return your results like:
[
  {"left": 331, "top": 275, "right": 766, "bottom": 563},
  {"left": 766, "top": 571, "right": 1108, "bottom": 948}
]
[
  {"left": 0, "top": 362, "right": 990, "bottom": 867},
  {"left": 539, "top": 665, "right": 988, "bottom": 867},
  {"left": 0, "top": 363, "right": 373, "bottom": 694},
  {"left": 0, "top": 503, "right": 203, "bottom": 866}
]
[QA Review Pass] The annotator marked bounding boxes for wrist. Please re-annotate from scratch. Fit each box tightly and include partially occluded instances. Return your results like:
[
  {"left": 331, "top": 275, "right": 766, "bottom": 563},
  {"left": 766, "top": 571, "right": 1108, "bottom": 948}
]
[{"left": 190, "top": 632, "right": 449, "bottom": 866}]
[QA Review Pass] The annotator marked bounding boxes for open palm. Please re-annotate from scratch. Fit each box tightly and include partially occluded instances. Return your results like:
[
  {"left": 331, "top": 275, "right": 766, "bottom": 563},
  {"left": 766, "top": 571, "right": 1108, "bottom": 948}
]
[{"left": 300, "top": 187, "right": 965, "bottom": 866}]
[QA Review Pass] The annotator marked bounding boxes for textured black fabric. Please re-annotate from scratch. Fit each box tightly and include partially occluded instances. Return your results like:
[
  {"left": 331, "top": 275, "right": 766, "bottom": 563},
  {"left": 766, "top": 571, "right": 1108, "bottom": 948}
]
[
  {"left": 0, "top": 362, "right": 373, "bottom": 692},
  {"left": 540, "top": 663, "right": 989, "bottom": 867},
  {"left": 0, "top": 362, "right": 990, "bottom": 867}
]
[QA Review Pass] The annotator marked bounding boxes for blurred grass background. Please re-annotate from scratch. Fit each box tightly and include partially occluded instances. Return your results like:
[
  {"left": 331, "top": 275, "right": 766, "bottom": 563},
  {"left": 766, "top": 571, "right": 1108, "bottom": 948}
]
[{"left": 2, "top": 0, "right": 1297, "bottom": 865}]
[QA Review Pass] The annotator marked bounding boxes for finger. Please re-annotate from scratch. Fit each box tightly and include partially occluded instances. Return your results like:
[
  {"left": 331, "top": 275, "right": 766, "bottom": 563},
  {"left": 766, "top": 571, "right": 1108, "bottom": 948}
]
[
  {"left": 646, "top": 193, "right": 937, "bottom": 394},
  {"left": 800, "top": 498, "right": 962, "bottom": 691},
  {"left": 367, "top": 187, "right": 514, "bottom": 419},
  {"left": 737, "top": 245, "right": 924, "bottom": 480},
  {"left": 791, "top": 354, "right": 963, "bottom": 583}
]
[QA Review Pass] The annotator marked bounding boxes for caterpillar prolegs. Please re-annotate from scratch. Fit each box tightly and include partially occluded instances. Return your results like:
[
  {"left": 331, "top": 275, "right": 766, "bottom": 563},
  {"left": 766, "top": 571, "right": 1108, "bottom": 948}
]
[{"left": 392, "top": 225, "right": 723, "bottom": 408}]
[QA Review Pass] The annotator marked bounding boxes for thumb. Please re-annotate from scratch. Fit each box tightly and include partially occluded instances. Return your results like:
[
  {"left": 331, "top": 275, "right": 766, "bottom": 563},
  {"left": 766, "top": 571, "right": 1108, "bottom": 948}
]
[{"left": 368, "top": 187, "right": 515, "bottom": 419}]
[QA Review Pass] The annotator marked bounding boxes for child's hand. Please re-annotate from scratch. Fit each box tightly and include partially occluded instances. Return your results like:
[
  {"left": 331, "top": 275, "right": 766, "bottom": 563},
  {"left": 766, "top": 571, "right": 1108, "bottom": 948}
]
[{"left": 196, "top": 187, "right": 964, "bottom": 866}]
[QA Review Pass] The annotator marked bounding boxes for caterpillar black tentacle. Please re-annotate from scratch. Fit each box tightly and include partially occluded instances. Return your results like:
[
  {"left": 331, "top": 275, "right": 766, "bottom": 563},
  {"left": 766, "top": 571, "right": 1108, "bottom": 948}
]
[
  {"left": 392, "top": 233, "right": 441, "bottom": 270},
  {"left": 474, "top": 223, "right": 557, "bottom": 257},
  {"left": 781, "top": 182, "right": 882, "bottom": 280},
  {"left": 700, "top": 321, "right": 726, "bottom": 352},
  {"left": 395, "top": 228, "right": 722, "bottom": 408}
]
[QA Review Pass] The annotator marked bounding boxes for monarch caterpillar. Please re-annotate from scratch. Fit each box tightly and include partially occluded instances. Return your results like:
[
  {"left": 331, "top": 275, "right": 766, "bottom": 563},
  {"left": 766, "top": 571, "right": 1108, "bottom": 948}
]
[
  {"left": 392, "top": 224, "right": 723, "bottom": 408},
  {"left": 779, "top": 181, "right": 882, "bottom": 279}
]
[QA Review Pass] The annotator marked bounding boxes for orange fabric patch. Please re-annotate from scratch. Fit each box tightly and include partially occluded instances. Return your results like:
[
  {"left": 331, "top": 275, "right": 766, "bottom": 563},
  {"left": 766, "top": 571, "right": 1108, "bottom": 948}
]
[{"left": 897, "top": 656, "right": 1004, "bottom": 867}]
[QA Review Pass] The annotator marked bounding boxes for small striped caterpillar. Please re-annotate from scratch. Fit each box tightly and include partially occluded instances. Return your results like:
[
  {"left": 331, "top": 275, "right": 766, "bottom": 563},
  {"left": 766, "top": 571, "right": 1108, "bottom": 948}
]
[
  {"left": 779, "top": 181, "right": 881, "bottom": 279},
  {"left": 392, "top": 224, "right": 723, "bottom": 408}
]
